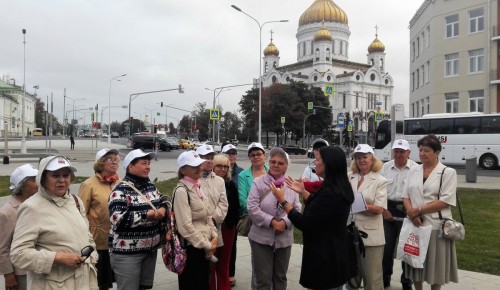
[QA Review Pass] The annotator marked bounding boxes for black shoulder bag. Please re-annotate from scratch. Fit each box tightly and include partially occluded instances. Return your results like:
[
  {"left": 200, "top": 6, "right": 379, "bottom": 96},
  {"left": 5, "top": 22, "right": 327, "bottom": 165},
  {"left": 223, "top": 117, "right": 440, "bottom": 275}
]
[{"left": 346, "top": 211, "right": 368, "bottom": 289}]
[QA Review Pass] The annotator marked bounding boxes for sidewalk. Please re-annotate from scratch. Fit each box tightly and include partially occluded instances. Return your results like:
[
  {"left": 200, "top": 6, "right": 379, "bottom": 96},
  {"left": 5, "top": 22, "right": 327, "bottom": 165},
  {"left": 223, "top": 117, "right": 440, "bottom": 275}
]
[{"left": 1, "top": 139, "right": 500, "bottom": 289}]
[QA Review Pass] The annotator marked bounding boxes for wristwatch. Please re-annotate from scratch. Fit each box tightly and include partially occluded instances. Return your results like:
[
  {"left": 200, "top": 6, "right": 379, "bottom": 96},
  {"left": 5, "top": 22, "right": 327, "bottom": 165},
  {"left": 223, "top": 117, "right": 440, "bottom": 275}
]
[{"left": 279, "top": 200, "right": 289, "bottom": 209}]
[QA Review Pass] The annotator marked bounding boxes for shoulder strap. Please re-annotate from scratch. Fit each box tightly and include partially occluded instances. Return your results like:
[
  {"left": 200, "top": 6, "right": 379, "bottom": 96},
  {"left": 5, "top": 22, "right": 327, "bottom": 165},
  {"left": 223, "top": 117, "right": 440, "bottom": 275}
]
[
  {"left": 172, "top": 184, "right": 191, "bottom": 209},
  {"left": 72, "top": 194, "right": 81, "bottom": 212},
  {"left": 260, "top": 189, "right": 271, "bottom": 204},
  {"left": 437, "top": 167, "right": 464, "bottom": 225},
  {"left": 121, "top": 180, "right": 157, "bottom": 210}
]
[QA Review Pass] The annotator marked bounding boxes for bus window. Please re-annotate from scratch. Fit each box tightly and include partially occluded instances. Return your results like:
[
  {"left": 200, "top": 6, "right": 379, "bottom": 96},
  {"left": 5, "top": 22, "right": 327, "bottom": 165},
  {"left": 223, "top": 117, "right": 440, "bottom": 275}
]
[
  {"left": 429, "top": 118, "right": 453, "bottom": 134},
  {"left": 481, "top": 116, "right": 500, "bottom": 133},
  {"left": 454, "top": 117, "right": 479, "bottom": 134},
  {"left": 406, "top": 120, "right": 429, "bottom": 135},
  {"left": 374, "top": 120, "right": 391, "bottom": 149}
]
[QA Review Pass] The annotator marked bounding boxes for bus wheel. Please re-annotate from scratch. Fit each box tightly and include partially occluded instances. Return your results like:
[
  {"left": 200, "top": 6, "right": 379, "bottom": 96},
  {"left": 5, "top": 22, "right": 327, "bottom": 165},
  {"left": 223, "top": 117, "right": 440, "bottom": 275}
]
[{"left": 479, "top": 154, "right": 498, "bottom": 170}]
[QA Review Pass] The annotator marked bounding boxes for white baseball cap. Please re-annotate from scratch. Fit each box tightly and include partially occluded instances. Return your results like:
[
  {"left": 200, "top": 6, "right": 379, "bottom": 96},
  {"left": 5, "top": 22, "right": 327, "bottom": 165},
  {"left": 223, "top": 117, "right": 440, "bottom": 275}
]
[
  {"left": 45, "top": 156, "right": 77, "bottom": 172},
  {"left": 247, "top": 142, "right": 265, "bottom": 154},
  {"left": 10, "top": 164, "right": 38, "bottom": 190},
  {"left": 177, "top": 150, "right": 206, "bottom": 169},
  {"left": 352, "top": 144, "right": 374, "bottom": 156},
  {"left": 196, "top": 144, "right": 215, "bottom": 156},
  {"left": 95, "top": 148, "right": 119, "bottom": 161},
  {"left": 123, "top": 149, "right": 156, "bottom": 169},
  {"left": 222, "top": 144, "right": 237, "bottom": 153},
  {"left": 392, "top": 139, "right": 411, "bottom": 151}
]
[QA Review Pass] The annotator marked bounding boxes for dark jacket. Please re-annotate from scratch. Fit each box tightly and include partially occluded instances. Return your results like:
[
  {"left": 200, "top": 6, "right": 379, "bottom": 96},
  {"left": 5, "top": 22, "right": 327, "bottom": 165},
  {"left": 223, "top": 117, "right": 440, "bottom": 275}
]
[
  {"left": 231, "top": 163, "right": 243, "bottom": 190},
  {"left": 287, "top": 185, "right": 353, "bottom": 289},
  {"left": 223, "top": 180, "right": 241, "bottom": 227}
]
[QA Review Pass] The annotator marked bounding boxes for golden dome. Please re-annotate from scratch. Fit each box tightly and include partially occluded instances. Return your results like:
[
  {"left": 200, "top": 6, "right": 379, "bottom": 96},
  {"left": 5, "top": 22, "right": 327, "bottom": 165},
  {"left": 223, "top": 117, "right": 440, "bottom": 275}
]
[
  {"left": 314, "top": 25, "right": 333, "bottom": 41},
  {"left": 263, "top": 41, "right": 279, "bottom": 56},
  {"left": 299, "top": 0, "right": 348, "bottom": 27},
  {"left": 368, "top": 35, "right": 385, "bottom": 53}
]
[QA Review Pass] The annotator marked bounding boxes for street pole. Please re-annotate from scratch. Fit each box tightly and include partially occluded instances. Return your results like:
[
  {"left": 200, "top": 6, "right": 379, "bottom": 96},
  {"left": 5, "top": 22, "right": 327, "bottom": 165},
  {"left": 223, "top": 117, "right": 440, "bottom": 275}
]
[
  {"left": 231, "top": 5, "right": 288, "bottom": 144},
  {"left": 108, "top": 74, "right": 127, "bottom": 143},
  {"left": 63, "top": 88, "right": 66, "bottom": 139},
  {"left": 20, "top": 29, "right": 27, "bottom": 153}
]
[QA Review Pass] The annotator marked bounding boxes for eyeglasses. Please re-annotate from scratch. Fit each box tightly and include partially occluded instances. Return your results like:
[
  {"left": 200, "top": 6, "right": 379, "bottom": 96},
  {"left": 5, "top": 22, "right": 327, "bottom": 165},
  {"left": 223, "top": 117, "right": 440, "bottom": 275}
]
[
  {"left": 214, "top": 164, "right": 230, "bottom": 170},
  {"left": 81, "top": 245, "right": 95, "bottom": 262},
  {"left": 249, "top": 153, "right": 264, "bottom": 158},
  {"left": 105, "top": 158, "right": 119, "bottom": 164}
]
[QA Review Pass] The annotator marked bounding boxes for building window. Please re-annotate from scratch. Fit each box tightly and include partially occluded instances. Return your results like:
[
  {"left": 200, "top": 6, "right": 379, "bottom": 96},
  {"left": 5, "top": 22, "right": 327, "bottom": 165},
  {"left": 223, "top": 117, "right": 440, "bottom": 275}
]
[
  {"left": 469, "top": 8, "right": 484, "bottom": 33},
  {"left": 327, "top": 75, "right": 331, "bottom": 81},
  {"left": 302, "top": 42, "right": 306, "bottom": 56},
  {"left": 411, "top": 72, "right": 415, "bottom": 91},
  {"left": 416, "top": 69, "right": 420, "bottom": 89},
  {"left": 314, "top": 75, "right": 318, "bottom": 82},
  {"left": 342, "top": 93, "right": 346, "bottom": 108},
  {"left": 421, "top": 31, "right": 425, "bottom": 50},
  {"left": 445, "top": 53, "right": 459, "bottom": 76},
  {"left": 469, "top": 90, "right": 484, "bottom": 112},
  {"left": 416, "top": 37, "right": 420, "bottom": 58},
  {"left": 356, "top": 92, "right": 359, "bottom": 108},
  {"left": 445, "top": 92, "right": 459, "bottom": 113},
  {"left": 370, "top": 73, "right": 375, "bottom": 81},
  {"left": 412, "top": 41, "right": 415, "bottom": 60},
  {"left": 469, "top": 48, "right": 484, "bottom": 73},
  {"left": 425, "top": 61, "right": 430, "bottom": 83},
  {"left": 426, "top": 26, "right": 431, "bottom": 47},
  {"left": 426, "top": 96, "right": 430, "bottom": 114},
  {"left": 420, "top": 65, "right": 424, "bottom": 87},
  {"left": 446, "top": 14, "right": 459, "bottom": 38},
  {"left": 272, "top": 76, "right": 277, "bottom": 83},
  {"left": 384, "top": 95, "right": 388, "bottom": 111},
  {"left": 340, "top": 40, "right": 343, "bottom": 55},
  {"left": 420, "top": 99, "right": 425, "bottom": 117}
]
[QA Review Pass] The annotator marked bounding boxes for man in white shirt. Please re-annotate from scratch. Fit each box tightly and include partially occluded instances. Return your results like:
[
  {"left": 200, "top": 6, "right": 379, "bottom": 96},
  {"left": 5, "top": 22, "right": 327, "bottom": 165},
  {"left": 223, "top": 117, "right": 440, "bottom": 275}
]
[
  {"left": 302, "top": 138, "right": 329, "bottom": 182},
  {"left": 380, "top": 139, "right": 417, "bottom": 290}
]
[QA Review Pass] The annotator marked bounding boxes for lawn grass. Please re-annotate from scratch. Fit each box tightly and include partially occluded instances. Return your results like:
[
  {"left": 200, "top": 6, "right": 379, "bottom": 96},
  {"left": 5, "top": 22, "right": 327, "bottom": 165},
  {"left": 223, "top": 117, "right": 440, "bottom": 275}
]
[{"left": 0, "top": 176, "right": 89, "bottom": 197}]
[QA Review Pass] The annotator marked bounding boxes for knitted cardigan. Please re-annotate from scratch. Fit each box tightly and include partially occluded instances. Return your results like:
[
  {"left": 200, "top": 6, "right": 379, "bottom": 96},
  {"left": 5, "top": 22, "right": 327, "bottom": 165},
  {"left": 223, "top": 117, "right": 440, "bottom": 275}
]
[{"left": 108, "top": 173, "right": 169, "bottom": 254}]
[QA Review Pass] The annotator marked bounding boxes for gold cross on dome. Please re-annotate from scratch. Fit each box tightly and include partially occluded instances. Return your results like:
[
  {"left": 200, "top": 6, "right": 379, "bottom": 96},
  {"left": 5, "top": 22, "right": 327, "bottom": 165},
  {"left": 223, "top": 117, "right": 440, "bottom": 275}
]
[
  {"left": 270, "top": 29, "right": 274, "bottom": 42},
  {"left": 375, "top": 25, "right": 379, "bottom": 36}
]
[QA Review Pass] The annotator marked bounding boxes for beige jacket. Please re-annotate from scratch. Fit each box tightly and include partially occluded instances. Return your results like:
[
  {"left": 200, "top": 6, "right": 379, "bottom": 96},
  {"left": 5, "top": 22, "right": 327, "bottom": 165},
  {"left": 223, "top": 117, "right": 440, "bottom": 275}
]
[
  {"left": 10, "top": 156, "right": 98, "bottom": 290},
  {"left": 0, "top": 196, "right": 26, "bottom": 276},
  {"left": 200, "top": 172, "right": 228, "bottom": 247},
  {"left": 173, "top": 180, "right": 217, "bottom": 251},
  {"left": 349, "top": 171, "right": 388, "bottom": 246},
  {"left": 78, "top": 174, "right": 119, "bottom": 250}
]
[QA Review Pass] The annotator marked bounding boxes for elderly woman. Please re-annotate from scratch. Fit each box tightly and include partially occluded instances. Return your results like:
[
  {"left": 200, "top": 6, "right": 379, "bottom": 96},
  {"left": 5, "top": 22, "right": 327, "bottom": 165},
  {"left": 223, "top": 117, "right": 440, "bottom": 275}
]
[
  {"left": 174, "top": 151, "right": 218, "bottom": 290},
  {"left": 108, "top": 149, "right": 169, "bottom": 290},
  {"left": 349, "top": 144, "right": 388, "bottom": 290},
  {"left": 10, "top": 156, "right": 98, "bottom": 290},
  {"left": 209, "top": 154, "right": 241, "bottom": 290},
  {"left": 271, "top": 146, "right": 355, "bottom": 290},
  {"left": 0, "top": 164, "right": 38, "bottom": 290},
  {"left": 78, "top": 149, "right": 120, "bottom": 290},
  {"left": 248, "top": 147, "right": 301, "bottom": 290},
  {"left": 403, "top": 135, "right": 458, "bottom": 290},
  {"left": 238, "top": 142, "right": 268, "bottom": 218}
]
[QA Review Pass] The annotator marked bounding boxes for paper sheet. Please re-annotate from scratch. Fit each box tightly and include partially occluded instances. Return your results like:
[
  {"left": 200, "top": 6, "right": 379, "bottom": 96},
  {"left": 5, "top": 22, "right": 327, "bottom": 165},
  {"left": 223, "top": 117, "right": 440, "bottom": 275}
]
[{"left": 350, "top": 192, "right": 368, "bottom": 214}]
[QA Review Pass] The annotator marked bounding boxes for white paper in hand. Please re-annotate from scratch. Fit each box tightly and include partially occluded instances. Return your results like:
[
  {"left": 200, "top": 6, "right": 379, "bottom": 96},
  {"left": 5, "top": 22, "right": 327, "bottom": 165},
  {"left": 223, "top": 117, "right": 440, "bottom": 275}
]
[{"left": 350, "top": 192, "right": 368, "bottom": 214}]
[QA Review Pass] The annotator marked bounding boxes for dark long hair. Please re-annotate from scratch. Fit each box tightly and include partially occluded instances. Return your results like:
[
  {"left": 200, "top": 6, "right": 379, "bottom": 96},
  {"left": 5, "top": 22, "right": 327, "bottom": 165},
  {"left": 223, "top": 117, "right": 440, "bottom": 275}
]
[{"left": 320, "top": 146, "right": 355, "bottom": 204}]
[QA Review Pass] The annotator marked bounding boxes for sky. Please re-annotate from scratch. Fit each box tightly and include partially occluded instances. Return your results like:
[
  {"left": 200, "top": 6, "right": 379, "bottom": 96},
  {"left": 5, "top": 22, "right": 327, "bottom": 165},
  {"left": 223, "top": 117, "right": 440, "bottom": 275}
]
[{"left": 0, "top": 0, "right": 424, "bottom": 126}]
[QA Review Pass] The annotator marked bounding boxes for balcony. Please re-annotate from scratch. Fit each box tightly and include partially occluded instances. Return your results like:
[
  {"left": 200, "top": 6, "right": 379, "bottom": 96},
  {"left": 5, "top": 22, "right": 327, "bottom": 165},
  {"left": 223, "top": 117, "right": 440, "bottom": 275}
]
[
  {"left": 490, "top": 69, "right": 500, "bottom": 84},
  {"left": 492, "top": 25, "right": 500, "bottom": 41}
]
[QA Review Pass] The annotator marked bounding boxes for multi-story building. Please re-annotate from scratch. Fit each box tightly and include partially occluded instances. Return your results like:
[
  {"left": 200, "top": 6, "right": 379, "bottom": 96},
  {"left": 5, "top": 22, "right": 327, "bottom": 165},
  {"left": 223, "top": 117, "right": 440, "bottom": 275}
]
[
  {"left": 409, "top": 0, "right": 498, "bottom": 117},
  {"left": 0, "top": 77, "right": 37, "bottom": 137},
  {"left": 259, "top": 0, "right": 395, "bottom": 138}
]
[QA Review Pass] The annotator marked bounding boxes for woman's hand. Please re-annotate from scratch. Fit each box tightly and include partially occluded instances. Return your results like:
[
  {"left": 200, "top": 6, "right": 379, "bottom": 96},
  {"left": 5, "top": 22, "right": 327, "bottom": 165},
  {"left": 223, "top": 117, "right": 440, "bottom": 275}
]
[
  {"left": 269, "top": 183, "right": 285, "bottom": 202},
  {"left": 4, "top": 272, "right": 18, "bottom": 290},
  {"left": 54, "top": 252, "right": 84, "bottom": 269},
  {"left": 146, "top": 208, "right": 166, "bottom": 221},
  {"left": 285, "top": 176, "right": 305, "bottom": 195},
  {"left": 411, "top": 216, "right": 423, "bottom": 227},
  {"left": 271, "top": 218, "right": 286, "bottom": 234},
  {"left": 406, "top": 206, "right": 421, "bottom": 220}
]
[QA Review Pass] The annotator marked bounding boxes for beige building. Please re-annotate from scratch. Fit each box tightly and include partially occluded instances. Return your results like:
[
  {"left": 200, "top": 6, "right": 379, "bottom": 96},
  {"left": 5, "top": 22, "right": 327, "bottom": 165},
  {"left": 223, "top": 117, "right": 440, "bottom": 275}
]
[
  {"left": 409, "top": 0, "right": 499, "bottom": 117},
  {"left": 0, "top": 77, "right": 37, "bottom": 137}
]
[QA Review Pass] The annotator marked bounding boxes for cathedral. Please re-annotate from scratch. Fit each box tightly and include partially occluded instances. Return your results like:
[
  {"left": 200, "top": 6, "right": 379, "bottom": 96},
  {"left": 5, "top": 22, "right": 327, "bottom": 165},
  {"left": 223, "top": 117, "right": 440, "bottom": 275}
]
[{"left": 261, "top": 0, "right": 394, "bottom": 140}]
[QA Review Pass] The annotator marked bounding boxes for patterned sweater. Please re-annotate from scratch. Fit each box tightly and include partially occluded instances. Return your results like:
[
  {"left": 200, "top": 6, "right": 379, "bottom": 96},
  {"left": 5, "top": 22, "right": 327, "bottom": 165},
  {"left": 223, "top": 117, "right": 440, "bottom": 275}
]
[{"left": 108, "top": 173, "right": 169, "bottom": 254}]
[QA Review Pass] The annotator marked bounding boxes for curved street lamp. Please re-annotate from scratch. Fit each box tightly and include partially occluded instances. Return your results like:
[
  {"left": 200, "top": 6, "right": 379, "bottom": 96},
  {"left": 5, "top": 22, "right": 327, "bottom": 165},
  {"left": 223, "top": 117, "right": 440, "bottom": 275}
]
[{"left": 108, "top": 74, "right": 127, "bottom": 143}]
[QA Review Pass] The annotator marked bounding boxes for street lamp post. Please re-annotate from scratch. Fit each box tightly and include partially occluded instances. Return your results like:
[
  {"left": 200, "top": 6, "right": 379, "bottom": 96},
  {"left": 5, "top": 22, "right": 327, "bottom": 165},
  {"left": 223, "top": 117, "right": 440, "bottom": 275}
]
[
  {"left": 108, "top": 74, "right": 127, "bottom": 143},
  {"left": 20, "top": 29, "right": 27, "bottom": 153},
  {"left": 231, "top": 5, "right": 288, "bottom": 144},
  {"left": 65, "top": 97, "right": 85, "bottom": 137},
  {"left": 101, "top": 105, "right": 128, "bottom": 141},
  {"left": 128, "top": 85, "right": 184, "bottom": 140}
]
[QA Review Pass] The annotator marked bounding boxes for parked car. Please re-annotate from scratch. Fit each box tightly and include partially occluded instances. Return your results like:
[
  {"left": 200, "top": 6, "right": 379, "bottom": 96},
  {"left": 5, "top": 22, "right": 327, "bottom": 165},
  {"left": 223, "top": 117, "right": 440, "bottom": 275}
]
[
  {"left": 307, "top": 146, "right": 314, "bottom": 158},
  {"left": 230, "top": 139, "right": 239, "bottom": 146},
  {"left": 280, "top": 144, "right": 307, "bottom": 155},
  {"left": 179, "top": 139, "right": 195, "bottom": 149},
  {"left": 111, "top": 132, "right": 120, "bottom": 138},
  {"left": 164, "top": 137, "right": 179, "bottom": 149},
  {"left": 101, "top": 133, "right": 109, "bottom": 138},
  {"left": 131, "top": 135, "right": 172, "bottom": 151},
  {"left": 194, "top": 141, "right": 221, "bottom": 153}
]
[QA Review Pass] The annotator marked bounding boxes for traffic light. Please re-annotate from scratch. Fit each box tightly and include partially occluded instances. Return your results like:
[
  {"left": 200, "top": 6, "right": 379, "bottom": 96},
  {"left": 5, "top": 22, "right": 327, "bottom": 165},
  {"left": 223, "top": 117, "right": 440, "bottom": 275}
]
[
  {"left": 161, "top": 102, "right": 163, "bottom": 107},
  {"left": 91, "top": 113, "right": 94, "bottom": 122}
]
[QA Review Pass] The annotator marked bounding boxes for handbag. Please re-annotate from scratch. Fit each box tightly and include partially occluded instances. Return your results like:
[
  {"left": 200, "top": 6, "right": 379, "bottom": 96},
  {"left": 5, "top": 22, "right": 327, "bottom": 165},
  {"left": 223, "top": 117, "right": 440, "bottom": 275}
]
[
  {"left": 437, "top": 167, "right": 465, "bottom": 241},
  {"left": 346, "top": 215, "right": 368, "bottom": 289},
  {"left": 396, "top": 218, "right": 432, "bottom": 268},
  {"left": 162, "top": 185, "right": 190, "bottom": 274},
  {"left": 237, "top": 189, "right": 272, "bottom": 236}
]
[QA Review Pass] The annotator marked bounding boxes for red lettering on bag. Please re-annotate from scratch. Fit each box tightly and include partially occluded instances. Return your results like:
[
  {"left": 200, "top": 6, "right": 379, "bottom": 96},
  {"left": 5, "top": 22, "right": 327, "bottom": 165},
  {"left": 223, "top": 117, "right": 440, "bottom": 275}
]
[{"left": 404, "top": 243, "right": 420, "bottom": 256}]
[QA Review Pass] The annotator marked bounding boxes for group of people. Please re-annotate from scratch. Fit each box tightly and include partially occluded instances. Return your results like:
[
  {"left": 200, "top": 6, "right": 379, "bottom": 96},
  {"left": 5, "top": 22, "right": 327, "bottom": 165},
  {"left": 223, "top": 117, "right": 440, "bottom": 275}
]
[{"left": 0, "top": 133, "right": 459, "bottom": 290}]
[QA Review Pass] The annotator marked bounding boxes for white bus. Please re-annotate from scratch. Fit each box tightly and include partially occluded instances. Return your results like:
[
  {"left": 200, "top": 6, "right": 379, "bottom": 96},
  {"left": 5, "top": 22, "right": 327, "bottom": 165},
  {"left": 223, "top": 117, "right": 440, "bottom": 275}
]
[{"left": 374, "top": 112, "right": 500, "bottom": 170}]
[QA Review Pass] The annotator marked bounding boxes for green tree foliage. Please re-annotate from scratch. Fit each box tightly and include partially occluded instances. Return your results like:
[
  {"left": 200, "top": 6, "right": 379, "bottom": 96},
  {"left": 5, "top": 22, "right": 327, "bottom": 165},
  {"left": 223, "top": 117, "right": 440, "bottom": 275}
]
[
  {"left": 191, "top": 102, "right": 212, "bottom": 141},
  {"left": 238, "top": 88, "right": 259, "bottom": 141},
  {"left": 34, "top": 97, "right": 62, "bottom": 135},
  {"left": 168, "top": 122, "right": 177, "bottom": 135},
  {"left": 179, "top": 115, "right": 193, "bottom": 136},
  {"left": 110, "top": 121, "right": 121, "bottom": 133},
  {"left": 220, "top": 111, "right": 242, "bottom": 142},
  {"left": 120, "top": 118, "right": 145, "bottom": 135}
]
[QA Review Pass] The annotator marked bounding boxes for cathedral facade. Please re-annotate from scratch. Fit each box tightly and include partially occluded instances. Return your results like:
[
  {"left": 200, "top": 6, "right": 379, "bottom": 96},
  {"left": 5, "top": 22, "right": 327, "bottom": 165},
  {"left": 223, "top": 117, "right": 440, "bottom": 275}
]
[{"left": 260, "top": 0, "right": 394, "bottom": 139}]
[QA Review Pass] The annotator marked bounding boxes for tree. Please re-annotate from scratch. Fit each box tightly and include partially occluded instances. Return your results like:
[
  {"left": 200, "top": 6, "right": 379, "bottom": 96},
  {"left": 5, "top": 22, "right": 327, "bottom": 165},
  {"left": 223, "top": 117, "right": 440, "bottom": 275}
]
[
  {"left": 120, "top": 118, "right": 145, "bottom": 135},
  {"left": 220, "top": 111, "right": 242, "bottom": 142},
  {"left": 191, "top": 102, "right": 211, "bottom": 141},
  {"left": 110, "top": 121, "right": 121, "bottom": 133},
  {"left": 34, "top": 97, "right": 62, "bottom": 135},
  {"left": 238, "top": 88, "right": 259, "bottom": 142},
  {"left": 168, "top": 122, "right": 177, "bottom": 135},
  {"left": 178, "top": 115, "right": 192, "bottom": 136}
]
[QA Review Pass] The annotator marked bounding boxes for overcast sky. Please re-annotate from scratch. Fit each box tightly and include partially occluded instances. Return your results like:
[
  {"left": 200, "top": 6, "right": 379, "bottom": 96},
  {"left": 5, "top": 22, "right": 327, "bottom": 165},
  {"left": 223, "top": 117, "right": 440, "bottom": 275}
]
[{"left": 0, "top": 0, "right": 423, "bottom": 126}]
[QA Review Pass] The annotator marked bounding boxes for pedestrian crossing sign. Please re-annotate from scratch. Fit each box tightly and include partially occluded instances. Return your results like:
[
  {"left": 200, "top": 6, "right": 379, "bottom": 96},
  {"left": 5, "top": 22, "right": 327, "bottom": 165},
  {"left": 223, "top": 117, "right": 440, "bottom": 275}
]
[
  {"left": 324, "top": 85, "right": 334, "bottom": 96},
  {"left": 210, "top": 109, "right": 220, "bottom": 120}
]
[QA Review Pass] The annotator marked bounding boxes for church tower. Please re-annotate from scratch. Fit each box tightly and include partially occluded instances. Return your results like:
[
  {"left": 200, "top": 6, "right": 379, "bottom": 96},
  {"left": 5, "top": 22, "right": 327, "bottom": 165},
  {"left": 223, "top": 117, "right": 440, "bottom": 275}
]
[
  {"left": 263, "top": 31, "right": 280, "bottom": 74},
  {"left": 367, "top": 26, "right": 386, "bottom": 72},
  {"left": 313, "top": 22, "right": 333, "bottom": 71}
]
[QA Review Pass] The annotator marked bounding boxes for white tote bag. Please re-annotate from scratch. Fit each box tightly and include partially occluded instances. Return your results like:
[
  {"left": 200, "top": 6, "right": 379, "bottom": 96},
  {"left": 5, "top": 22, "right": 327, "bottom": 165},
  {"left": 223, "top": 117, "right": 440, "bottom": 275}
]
[{"left": 396, "top": 218, "right": 432, "bottom": 268}]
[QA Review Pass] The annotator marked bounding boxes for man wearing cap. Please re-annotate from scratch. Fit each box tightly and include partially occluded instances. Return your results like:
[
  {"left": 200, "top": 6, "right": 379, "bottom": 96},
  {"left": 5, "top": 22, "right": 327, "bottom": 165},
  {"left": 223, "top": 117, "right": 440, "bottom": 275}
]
[
  {"left": 108, "top": 149, "right": 169, "bottom": 290},
  {"left": 380, "top": 139, "right": 417, "bottom": 290},
  {"left": 302, "top": 139, "right": 329, "bottom": 182},
  {"left": 196, "top": 145, "right": 228, "bottom": 248},
  {"left": 78, "top": 149, "right": 120, "bottom": 290},
  {"left": 0, "top": 164, "right": 38, "bottom": 290}
]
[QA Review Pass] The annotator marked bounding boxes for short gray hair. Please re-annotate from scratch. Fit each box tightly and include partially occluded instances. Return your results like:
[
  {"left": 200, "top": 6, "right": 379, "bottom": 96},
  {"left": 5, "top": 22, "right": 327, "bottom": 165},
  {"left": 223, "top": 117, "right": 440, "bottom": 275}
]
[
  {"left": 268, "top": 147, "right": 290, "bottom": 164},
  {"left": 11, "top": 177, "right": 34, "bottom": 196}
]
